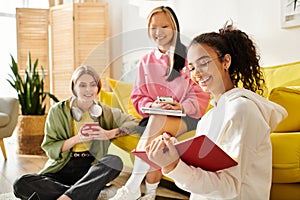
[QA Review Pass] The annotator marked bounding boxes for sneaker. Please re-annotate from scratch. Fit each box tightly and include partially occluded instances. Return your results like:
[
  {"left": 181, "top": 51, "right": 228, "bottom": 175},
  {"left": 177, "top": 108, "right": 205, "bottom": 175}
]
[
  {"left": 140, "top": 193, "right": 156, "bottom": 200},
  {"left": 108, "top": 186, "right": 141, "bottom": 200},
  {"left": 98, "top": 184, "right": 119, "bottom": 200}
]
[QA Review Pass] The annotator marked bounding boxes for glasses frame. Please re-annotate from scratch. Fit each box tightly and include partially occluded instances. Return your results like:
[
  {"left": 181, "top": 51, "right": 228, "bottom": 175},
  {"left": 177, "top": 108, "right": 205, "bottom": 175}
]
[{"left": 188, "top": 55, "right": 223, "bottom": 73}]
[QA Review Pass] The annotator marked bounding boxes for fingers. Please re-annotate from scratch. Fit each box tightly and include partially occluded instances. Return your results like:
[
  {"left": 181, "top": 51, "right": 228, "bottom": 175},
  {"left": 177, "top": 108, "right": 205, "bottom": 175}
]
[
  {"left": 82, "top": 122, "right": 100, "bottom": 132},
  {"left": 77, "top": 131, "right": 92, "bottom": 142},
  {"left": 161, "top": 104, "right": 171, "bottom": 110},
  {"left": 147, "top": 135, "right": 165, "bottom": 153},
  {"left": 152, "top": 100, "right": 162, "bottom": 108},
  {"left": 146, "top": 133, "right": 171, "bottom": 152},
  {"left": 80, "top": 126, "right": 96, "bottom": 136},
  {"left": 146, "top": 134, "right": 174, "bottom": 157},
  {"left": 162, "top": 132, "right": 171, "bottom": 140},
  {"left": 79, "top": 124, "right": 106, "bottom": 141},
  {"left": 161, "top": 103, "right": 180, "bottom": 110},
  {"left": 146, "top": 134, "right": 180, "bottom": 169},
  {"left": 169, "top": 136, "right": 178, "bottom": 144}
]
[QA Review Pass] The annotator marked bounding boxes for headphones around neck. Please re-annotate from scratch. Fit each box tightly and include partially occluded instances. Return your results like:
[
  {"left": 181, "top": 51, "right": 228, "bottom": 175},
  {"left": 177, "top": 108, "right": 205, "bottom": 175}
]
[{"left": 70, "top": 98, "right": 102, "bottom": 122}]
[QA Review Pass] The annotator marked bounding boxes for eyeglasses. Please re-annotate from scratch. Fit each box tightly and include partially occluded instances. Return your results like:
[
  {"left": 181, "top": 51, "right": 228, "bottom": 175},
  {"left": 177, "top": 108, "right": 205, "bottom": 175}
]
[{"left": 188, "top": 55, "right": 222, "bottom": 73}]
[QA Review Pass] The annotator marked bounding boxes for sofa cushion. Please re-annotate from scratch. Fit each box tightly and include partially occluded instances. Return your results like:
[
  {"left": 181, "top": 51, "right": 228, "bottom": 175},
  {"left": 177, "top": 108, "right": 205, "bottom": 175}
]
[
  {"left": 107, "top": 78, "right": 142, "bottom": 119},
  {"left": 268, "top": 86, "right": 300, "bottom": 132},
  {"left": 0, "top": 112, "right": 9, "bottom": 127},
  {"left": 111, "top": 133, "right": 140, "bottom": 152},
  {"left": 262, "top": 61, "right": 300, "bottom": 97},
  {"left": 271, "top": 132, "right": 300, "bottom": 183},
  {"left": 99, "top": 89, "right": 121, "bottom": 109}
]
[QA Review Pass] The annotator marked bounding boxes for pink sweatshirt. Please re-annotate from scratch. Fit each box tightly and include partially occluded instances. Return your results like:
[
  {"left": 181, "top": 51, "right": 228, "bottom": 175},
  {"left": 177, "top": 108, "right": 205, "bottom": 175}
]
[{"left": 131, "top": 49, "right": 210, "bottom": 118}]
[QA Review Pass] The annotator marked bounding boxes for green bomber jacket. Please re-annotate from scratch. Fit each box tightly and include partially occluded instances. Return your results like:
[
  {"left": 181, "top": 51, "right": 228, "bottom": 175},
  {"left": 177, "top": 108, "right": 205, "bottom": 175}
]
[{"left": 39, "top": 97, "right": 140, "bottom": 174}]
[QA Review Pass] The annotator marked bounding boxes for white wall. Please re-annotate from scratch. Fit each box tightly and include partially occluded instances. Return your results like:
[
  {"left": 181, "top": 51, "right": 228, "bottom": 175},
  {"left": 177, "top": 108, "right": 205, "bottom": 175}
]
[
  {"left": 2, "top": 0, "right": 299, "bottom": 91},
  {"left": 120, "top": 0, "right": 300, "bottom": 68},
  {"left": 101, "top": 0, "right": 125, "bottom": 79},
  {"left": 0, "top": 0, "right": 48, "bottom": 98}
]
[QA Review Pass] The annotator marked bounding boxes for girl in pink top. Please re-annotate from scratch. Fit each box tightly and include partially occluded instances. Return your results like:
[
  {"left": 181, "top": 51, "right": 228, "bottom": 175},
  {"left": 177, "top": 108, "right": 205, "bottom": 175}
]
[{"left": 110, "top": 6, "right": 210, "bottom": 200}]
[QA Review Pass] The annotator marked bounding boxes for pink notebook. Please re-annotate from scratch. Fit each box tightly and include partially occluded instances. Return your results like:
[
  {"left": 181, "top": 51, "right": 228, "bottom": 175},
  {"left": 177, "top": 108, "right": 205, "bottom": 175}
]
[{"left": 132, "top": 135, "right": 238, "bottom": 171}]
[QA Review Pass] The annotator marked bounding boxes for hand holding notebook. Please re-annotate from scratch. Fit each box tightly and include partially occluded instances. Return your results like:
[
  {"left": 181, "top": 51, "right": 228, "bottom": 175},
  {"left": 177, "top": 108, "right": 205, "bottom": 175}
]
[
  {"left": 132, "top": 133, "right": 238, "bottom": 171},
  {"left": 145, "top": 133, "right": 180, "bottom": 170}
]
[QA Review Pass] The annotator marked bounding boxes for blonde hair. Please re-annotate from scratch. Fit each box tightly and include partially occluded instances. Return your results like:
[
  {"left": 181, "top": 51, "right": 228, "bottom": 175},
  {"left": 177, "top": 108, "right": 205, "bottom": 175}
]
[
  {"left": 70, "top": 65, "right": 101, "bottom": 97},
  {"left": 147, "top": 6, "right": 178, "bottom": 38},
  {"left": 146, "top": 6, "right": 186, "bottom": 81}
]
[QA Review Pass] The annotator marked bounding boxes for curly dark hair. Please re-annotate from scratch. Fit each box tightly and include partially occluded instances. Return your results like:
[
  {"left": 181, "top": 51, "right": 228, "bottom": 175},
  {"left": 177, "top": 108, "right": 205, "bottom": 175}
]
[{"left": 189, "top": 22, "right": 266, "bottom": 95}]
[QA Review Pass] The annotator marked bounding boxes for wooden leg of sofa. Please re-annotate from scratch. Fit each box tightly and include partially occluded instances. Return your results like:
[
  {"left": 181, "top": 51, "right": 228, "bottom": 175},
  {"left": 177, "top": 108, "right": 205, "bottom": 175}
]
[{"left": 0, "top": 139, "right": 7, "bottom": 160}]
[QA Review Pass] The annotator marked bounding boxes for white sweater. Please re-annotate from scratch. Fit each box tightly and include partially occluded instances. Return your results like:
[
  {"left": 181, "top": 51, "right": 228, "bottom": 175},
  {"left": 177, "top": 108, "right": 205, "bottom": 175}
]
[{"left": 164, "top": 88, "right": 287, "bottom": 200}]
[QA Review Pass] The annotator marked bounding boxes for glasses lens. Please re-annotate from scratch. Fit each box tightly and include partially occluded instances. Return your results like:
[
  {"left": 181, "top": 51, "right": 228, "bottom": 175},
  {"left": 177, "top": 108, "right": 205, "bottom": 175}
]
[
  {"left": 191, "top": 56, "right": 222, "bottom": 73},
  {"left": 189, "top": 59, "right": 210, "bottom": 73}
]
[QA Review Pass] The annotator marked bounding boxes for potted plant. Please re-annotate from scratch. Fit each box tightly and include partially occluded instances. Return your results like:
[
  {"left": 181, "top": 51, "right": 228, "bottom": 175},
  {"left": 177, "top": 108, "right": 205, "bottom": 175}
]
[{"left": 7, "top": 52, "right": 59, "bottom": 155}]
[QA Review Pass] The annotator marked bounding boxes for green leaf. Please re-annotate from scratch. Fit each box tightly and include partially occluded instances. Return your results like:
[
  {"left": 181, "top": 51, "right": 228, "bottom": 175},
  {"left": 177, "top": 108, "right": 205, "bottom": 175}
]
[{"left": 6, "top": 52, "right": 60, "bottom": 115}]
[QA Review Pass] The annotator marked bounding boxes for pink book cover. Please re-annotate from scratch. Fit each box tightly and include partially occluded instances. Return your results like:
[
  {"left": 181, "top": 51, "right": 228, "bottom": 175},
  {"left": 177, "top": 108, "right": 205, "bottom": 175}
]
[{"left": 132, "top": 135, "right": 238, "bottom": 171}]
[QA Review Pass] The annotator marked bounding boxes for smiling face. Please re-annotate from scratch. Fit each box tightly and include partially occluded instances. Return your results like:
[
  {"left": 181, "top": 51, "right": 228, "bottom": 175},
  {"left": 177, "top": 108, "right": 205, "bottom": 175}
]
[
  {"left": 187, "top": 43, "right": 233, "bottom": 101},
  {"left": 149, "top": 12, "right": 174, "bottom": 53},
  {"left": 73, "top": 74, "right": 98, "bottom": 105}
]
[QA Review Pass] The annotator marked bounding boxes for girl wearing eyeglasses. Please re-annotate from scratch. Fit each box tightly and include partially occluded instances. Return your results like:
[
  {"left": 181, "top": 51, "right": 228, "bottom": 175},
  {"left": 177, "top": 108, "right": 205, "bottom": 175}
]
[{"left": 145, "top": 22, "right": 287, "bottom": 199}]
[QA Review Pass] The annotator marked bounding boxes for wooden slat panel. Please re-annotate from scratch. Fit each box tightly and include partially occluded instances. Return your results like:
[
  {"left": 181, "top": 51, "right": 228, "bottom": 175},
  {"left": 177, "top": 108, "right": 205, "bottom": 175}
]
[
  {"left": 75, "top": 3, "right": 110, "bottom": 90},
  {"left": 16, "top": 8, "right": 51, "bottom": 110},
  {"left": 16, "top": 8, "right": 49, "bottom": 91},
  {"left": 50, "top": 2, "right": 110, "bottom": 99},
  {"left": 74, "top": 3, "right": 109, "bottom": 66},
  {"left": 52, "top": 73, "right": 73, "bottom": 100},
  {"left": 50, "top": 5, "right": 74, "bottom": 100}
]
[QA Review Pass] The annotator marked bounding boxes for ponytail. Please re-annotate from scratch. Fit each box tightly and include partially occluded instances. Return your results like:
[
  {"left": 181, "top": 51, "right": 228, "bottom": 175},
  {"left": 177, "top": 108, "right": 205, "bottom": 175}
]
[
  {"left": 190, "top": 21, "right": 265, "bottom": 95},
  {"left": 219, "top": 22, "right": 265, "bottom": 95}
]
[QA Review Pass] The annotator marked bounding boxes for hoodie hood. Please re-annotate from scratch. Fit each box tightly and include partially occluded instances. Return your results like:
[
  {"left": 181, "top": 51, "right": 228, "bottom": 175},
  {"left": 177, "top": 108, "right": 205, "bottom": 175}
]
[{"left": 216, "top": 88, "right": 288, "bottom": 131}]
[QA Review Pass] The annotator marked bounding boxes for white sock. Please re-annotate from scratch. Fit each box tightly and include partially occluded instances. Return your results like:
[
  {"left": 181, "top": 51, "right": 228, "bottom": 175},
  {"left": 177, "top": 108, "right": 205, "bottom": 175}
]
[
  {"left": 145, "top": 181, "right": 159, "bottom": 195},
  {"left": 125, "top": 156, "right": 150, "bottom": 194}
]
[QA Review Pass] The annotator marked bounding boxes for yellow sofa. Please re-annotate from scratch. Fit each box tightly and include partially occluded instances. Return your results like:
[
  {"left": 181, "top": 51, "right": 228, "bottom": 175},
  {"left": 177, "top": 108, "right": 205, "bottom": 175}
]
[
  {"left": 101, "top": 61, "right": 300, "bottom": 198},
  {"left": 263, "top": 62, "right": 300, "bottom": 200}
]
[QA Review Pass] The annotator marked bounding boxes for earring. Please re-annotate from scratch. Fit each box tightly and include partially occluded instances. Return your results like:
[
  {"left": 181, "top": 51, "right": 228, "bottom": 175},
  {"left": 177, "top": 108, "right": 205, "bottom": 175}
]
[{"left": 224, "top": 64, "right": 229, "bottom": 72}]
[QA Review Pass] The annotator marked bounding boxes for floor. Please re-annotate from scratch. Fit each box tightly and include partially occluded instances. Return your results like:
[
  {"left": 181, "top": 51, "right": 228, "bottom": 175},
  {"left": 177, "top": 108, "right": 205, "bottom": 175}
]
[{"left": 0, "top": 131, "right": 189, "bottom": 200}]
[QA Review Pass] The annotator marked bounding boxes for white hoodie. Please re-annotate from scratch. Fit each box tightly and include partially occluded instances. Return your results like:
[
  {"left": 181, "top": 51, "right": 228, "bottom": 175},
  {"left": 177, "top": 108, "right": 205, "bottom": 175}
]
[{"left": 164, "top": 88, "right": 287, "bottom": 200}]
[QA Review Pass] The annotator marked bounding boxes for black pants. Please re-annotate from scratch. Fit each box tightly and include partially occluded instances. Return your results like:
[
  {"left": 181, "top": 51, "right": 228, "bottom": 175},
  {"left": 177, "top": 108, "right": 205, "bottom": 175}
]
[{"left": 13, "top": 154, "right": 123, "bottom": 200}]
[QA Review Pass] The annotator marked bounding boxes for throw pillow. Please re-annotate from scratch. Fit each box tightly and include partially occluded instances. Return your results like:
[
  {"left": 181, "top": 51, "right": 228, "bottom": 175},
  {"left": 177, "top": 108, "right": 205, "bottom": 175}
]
[
  {"left": 268, "top": 86, "right": 300, "bottom": 132},
  {"left": 99, "top": 89, "right": 121, "bottom": 109},
  {"left": 107, "top": 78, "right": 142, "bottom": 119},
  {"left": 262, "top": 61, "right": 300, "bottom": 97}
]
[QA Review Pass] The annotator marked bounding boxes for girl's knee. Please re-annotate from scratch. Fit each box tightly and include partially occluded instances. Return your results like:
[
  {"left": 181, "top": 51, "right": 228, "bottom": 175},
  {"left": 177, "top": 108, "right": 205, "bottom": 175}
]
[
  {"left": 13, "top": 174, "right": 36, "bottom": 198},
  {"left": 13, "top": 174, "right": 33, "bottom": 189},
  {"left": 99, "top": 154, "right": 123, "bottom": 171}
]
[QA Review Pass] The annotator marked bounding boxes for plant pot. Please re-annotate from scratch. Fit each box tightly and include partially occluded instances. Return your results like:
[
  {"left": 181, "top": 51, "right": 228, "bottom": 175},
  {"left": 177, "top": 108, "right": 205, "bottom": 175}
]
[{"left": 16, "top": 115, "right": 47, "bottom": 155}]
